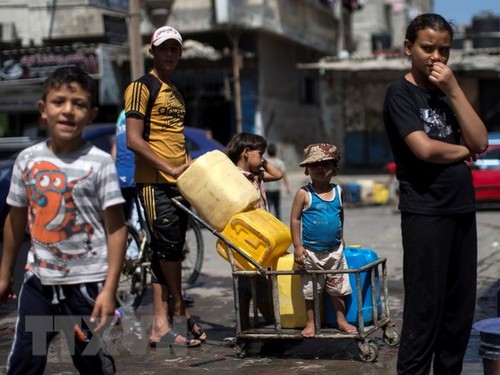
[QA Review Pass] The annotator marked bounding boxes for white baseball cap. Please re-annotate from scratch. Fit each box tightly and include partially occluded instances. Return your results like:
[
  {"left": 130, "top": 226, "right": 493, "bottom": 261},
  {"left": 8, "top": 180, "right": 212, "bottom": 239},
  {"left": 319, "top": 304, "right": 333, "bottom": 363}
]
[{"left": 151, "top": 26, "right": 183, "bottom": 47}]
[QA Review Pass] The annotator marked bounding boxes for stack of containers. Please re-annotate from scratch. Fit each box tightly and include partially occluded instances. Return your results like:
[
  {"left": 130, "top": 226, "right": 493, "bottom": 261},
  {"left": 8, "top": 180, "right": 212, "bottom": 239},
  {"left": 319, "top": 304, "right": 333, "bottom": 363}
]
[
  {"left": 176, "top": 150, "right": 292, "bottom": 270},
  {"left": 178, "top": 152, "right": 380, "bottom": 331},
  {"left": 343, "top": 180, "right": 389, "bottom": 205}
]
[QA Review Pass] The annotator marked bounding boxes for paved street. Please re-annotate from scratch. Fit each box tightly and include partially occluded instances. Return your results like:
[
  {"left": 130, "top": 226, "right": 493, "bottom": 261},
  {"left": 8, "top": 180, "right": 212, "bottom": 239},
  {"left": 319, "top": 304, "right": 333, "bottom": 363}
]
[{"left": 0, "top": 170, "right": 498, "bottom": 374}]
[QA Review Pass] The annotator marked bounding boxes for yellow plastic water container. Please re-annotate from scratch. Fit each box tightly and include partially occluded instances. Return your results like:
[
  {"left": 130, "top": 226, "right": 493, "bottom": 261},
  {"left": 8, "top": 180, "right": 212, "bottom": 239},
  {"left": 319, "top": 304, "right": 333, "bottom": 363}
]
[
  {"left": 273, "top": 253, "right": 324, "bottom": 328},
  {"left": 274, "top": 253, "right": 307, "bottom": 328},
  {"left": 373, "top": 183, "right": 389, "bottom": 204},
  {"left": 176, "top": 150, "right": 260, "bottom": 231},
  {"left": 216, "top": 209, "right": 292, "bottom": 270}
]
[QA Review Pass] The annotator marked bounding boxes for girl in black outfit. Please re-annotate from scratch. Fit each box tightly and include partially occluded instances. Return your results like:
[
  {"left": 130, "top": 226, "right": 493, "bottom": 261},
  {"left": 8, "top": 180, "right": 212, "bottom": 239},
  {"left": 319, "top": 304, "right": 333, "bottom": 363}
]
[{"left": 383, "top": 13, "right": 488, "bottom": 375}]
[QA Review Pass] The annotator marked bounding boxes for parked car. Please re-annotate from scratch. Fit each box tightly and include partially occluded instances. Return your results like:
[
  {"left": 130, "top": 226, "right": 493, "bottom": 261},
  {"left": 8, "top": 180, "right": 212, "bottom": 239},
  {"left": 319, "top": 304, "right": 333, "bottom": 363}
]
[
  {"left": 0, "top": 137, "right": 43, "bottom": 160},
  {"left": 470, "top": 133, "right": 500, "bottom": 204},
  {"left": 184, "top": 127, "right": 225, "bottom": 159},
  {"left": 0, "top": 123, "right": 225, "bottom": 234}
]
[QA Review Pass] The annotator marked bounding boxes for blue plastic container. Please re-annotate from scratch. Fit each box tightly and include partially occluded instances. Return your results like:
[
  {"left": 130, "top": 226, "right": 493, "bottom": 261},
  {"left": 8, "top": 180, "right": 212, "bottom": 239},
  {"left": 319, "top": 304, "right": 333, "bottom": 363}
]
[
  {"left": 472, "top": 318, "right": 500, "bottom": 374},
  {"left": 342, "top": 183, "right": 361, "bottom": 203},
  {"left": 324, "top": 246, "right": 382, "bottom": 327}
]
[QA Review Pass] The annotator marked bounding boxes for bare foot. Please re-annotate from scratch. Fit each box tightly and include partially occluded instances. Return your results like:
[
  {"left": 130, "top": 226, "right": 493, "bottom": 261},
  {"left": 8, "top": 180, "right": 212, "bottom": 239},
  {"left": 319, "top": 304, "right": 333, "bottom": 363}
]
[
  {"left": 149, "top": 330, "right": 201, "bottom": 348},
  {"left": 337, "top": 322, "right": 357, "bottom": 334},
  {"left": 150, "top": 322, "right": 169, "bottom": 342},
  {"left": 149, "top": 330, "right": 167, "bottom": 343},
  {"left": 301, "top": 322, "right": 316, "bottom": 338}
]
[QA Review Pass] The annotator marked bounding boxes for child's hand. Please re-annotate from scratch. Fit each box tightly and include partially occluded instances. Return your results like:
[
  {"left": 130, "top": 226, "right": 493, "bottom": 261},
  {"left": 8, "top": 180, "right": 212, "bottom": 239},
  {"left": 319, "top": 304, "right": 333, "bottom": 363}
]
[
  {"left": 90, "top": 289, "right": 115, "bottom": 332},
  {"left": 0, "top": 279, "right": 17, "bottom": 305},
  {"left": 294, "top": 246, "right": 306, "bottom": 265}
]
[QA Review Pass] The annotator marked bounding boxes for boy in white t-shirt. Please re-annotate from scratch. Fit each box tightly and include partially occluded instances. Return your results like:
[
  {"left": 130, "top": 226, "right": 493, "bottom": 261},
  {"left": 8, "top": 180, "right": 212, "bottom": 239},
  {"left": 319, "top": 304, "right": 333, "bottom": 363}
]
[{"left": 0, "top": 66, "right": 127, "bottom": 374}]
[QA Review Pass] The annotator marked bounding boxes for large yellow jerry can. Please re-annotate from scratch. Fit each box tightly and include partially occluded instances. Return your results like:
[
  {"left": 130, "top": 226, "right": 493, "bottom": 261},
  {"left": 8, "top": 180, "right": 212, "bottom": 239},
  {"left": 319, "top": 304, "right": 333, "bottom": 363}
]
[
  {"left": 216, "top": 209, "right": 291, "bottom": 270},
  {"left": 177, "top": 150, "right": 260, "bottom": 231}
]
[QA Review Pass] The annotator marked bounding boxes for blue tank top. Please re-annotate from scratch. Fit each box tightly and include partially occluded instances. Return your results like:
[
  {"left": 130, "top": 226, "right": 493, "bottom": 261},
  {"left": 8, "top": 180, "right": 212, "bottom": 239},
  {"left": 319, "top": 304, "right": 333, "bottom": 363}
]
[
  {"left": 301, "top": 183, "right": 342, "bottom": 252},
  {"left": 115, "top": 110, "right": 136, "bottom": 188}
]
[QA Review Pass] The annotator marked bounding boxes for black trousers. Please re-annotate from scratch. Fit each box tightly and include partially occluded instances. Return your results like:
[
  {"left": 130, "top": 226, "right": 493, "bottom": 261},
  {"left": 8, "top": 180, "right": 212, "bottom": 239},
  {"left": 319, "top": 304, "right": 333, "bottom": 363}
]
[
  {"left": 7, "top": 273, "right": 115, "bottom": 375},
  {"left": 397, "top": 212, "right": 477, "bottom": 375}
]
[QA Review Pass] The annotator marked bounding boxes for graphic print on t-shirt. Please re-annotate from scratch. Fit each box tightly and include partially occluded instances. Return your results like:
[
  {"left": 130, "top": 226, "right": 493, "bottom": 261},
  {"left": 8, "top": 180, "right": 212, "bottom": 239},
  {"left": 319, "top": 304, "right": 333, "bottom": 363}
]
[
  {"left": 23, "top": 160, "right": 94, "bottom": 272},
  {"left": 420, "top": 108, "right": 452, "bottom": 139}
]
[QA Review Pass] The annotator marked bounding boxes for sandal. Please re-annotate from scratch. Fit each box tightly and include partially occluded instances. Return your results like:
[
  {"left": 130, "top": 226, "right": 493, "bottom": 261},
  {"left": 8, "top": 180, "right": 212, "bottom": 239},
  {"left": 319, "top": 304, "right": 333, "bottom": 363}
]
[
  {"left": 149, "top": 330, "right": 201, "bottom": 349},
  {"left": 187, "top": 317, "right": 207, "bottom": 342}
]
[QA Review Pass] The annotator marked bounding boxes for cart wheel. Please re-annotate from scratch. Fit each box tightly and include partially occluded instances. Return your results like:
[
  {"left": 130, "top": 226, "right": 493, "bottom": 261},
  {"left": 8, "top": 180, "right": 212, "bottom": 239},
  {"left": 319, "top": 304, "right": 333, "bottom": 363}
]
[
  {"left": 234, "top": 340, "right": 247, "bottom": 358},
  {"left": 357, "top": 341, "right": 379, "bottom": 363},
  {"left": 383, "top": 326, "right": 400, "bottom": 347}
]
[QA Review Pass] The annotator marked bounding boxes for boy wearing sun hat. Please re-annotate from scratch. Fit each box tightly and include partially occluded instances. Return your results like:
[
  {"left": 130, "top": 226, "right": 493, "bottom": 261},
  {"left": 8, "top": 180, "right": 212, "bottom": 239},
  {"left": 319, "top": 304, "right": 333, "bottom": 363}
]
[{"left": 290, "top": 143, "right": 356, "bottom": 338}]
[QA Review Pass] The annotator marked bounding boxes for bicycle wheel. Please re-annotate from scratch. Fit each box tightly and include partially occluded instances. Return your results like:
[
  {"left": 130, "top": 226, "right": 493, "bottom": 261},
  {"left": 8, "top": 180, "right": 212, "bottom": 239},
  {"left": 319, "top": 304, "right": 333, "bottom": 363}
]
[
  {"left": 182, "top": 217, "right": 204, "bottom": 287},
  {"left": 117, "top": 223, "right": 149, "bottom": 309}
]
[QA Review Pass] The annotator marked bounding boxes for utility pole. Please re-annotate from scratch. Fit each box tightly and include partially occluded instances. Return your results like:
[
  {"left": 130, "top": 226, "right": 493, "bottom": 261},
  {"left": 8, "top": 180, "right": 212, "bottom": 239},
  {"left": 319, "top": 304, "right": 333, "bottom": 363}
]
[
  {"left": 129, "top": 0, "right": 144, "bottom": 81},
  {"left": 336, "top": 0, "right": 345, "bottom": 57},
  {"left": 48, "top": 0, "right": 58, "bottom": 40},
  {"left": 231, "top": 30, "right": 243, "bottom": 134}
]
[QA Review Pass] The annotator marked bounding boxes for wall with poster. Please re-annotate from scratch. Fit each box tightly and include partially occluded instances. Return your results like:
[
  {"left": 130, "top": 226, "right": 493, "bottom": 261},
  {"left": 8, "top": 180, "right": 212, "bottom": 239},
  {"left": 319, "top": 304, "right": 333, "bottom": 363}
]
[
  {"left": 0, "top": 43, "right": 127, "bottom": 135},
  {"left": 0, "top": 45, "right": 99, "bottom": 83}
]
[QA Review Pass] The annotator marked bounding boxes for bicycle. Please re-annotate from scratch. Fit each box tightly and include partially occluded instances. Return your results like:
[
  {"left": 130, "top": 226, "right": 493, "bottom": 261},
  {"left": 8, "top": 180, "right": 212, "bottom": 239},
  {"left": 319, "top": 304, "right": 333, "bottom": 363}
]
[{"left": 116, "top": 196, "right": 204, "bottom": 309}]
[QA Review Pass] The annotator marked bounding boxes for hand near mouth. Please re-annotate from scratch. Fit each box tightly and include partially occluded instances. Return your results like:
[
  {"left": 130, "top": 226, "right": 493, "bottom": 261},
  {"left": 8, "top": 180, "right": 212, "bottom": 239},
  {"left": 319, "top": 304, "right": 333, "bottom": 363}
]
[{"left": 428, "top": 62, "right": 459, "bottom": 95}]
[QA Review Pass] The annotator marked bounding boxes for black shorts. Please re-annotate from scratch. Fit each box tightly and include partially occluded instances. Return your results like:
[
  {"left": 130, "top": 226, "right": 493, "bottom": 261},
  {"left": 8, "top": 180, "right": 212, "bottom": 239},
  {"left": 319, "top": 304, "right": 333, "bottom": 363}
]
[{"left": 138, "top": 183, "right": 188, "bottom": 263}]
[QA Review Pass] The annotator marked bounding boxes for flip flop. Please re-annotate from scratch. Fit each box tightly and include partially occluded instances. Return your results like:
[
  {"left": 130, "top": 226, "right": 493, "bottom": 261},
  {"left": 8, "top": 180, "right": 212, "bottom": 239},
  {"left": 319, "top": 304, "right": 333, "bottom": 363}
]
[
  {"left": 187, "top": 317, "right": 207, "bottom": 342},
  {"left": 149, "top": 330, "right": 201, "bottom": 348}
]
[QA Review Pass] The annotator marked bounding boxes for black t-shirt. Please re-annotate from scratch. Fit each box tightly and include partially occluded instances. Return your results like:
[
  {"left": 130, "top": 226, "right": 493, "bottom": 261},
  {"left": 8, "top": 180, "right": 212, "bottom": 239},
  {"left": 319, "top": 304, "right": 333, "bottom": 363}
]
[{"left": 383, "top": 77, "right": 475, "bottom": 215}]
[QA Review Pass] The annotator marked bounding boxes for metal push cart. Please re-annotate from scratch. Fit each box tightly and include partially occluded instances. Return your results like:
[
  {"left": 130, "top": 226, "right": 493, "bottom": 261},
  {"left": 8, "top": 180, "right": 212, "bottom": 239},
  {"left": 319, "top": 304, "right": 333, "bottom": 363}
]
[{"left": 172, "top": 198, "right": 400, "bottom": 362}]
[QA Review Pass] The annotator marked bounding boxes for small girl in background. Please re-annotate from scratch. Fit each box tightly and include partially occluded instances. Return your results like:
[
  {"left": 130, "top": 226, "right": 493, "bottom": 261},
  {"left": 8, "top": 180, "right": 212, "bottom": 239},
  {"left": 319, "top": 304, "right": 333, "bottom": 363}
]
[
  {"left": 225, "top": 132, "right": 283, "bottom": 330},
  {"left": 290, "top": 143, "right": 356, "bottom": 338},
  {"left": 265, "top": 143, "right": 291, "bottom": 220}
]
